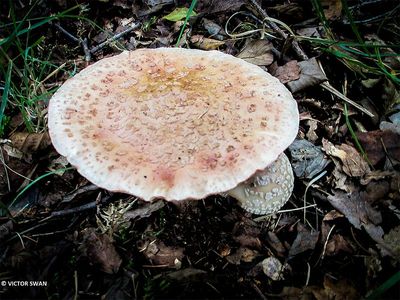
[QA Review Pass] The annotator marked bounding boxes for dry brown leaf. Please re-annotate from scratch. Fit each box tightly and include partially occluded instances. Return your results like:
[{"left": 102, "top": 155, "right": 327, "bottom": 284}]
[
  {"left": 289, "top": 139, "right": 330, "bottom": 179},
  {"left": 382, "top": 226, "right": 400, "bottom": 259},
  {"left": 325, "top": 234, "right": 355, "bottom": 256},
  {"left": 286, "top": 57, "right": 328, "bottom": 93},
  {"left": 306, "top": 119, "right": 319, "bottom": 142},
  {"left": 226, "top": 247, "right": 259, "bottom": 264},
  {"left": 261, "top": 257, "right": 288, "bottom": 281},
  {"left": 337, "top": 144, "right": 370, "bottom": 177},
  {"left": 320, "top": 0, "right": 342, "bottom": 20},
  {"left": 271, "top": 60, "right": 300, "bottom": 84},
  {"left": 327, "top": 190, "right": 382, "bottom": 230},
  {"left": 79, "top": 228, "right": 122, "bottom": 274},
  {"left": 201, "top": 0, "right": 246, "bottom": 14},
  {"left": 142, "top": 240, "right": 184, "bottom": 267},
  {"left": 236, "top": 40, "right": 273, "bottom": 66},
  {"left": 288, "top": 223, "right": 319, "bottom": 257},
  {"left": 265, "top": 232, "right": 286, "bottom": 257},
  {"left": 10, "top": 132, "right": 51, "bottom": 154},
  {"left": 357, "top": 129, "right": 400, "bottom": 166},
  {"left": 309, "top": 276, "right": 360, "bottom": 300},
  {"left": 322, "top": 139, "right": 370, "bottom": 177},
  {"left": 167, "top": 268, "right": 208, "bottom": 281},
  {"left": 323, "top": 210, "right": 344, "bottom": 221},
  {"left": 190, "top": 35, "right": 225, "bottom": 50}
]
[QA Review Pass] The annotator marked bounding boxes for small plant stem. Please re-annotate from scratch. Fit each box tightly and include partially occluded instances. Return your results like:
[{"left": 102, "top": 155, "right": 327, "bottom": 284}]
[
  {"left": 90, "top": 23, "right": 141, "bottom": 54},
  {"left": 175, "top": 0, "right": 198, "bottom": 47}
]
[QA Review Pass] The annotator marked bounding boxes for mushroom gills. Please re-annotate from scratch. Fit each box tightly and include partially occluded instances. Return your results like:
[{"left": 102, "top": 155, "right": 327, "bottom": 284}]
[{"left": 227, "top": 153, "right": 294, "bottom": 215}]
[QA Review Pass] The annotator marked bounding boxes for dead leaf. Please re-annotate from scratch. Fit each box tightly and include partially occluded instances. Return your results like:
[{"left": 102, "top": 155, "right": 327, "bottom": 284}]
[
  {"left": 325, "top": 234, "right": 355, "bottom": 256},
  {"left": 337, "top": 144, "right": 370, "bottom": 177},
  {"left": 322, "top": 139, "right": 370, "bottom": 177},
  {"left": 142, "top": 240, "right": 184, "bottom": 268},
  {"left": 0, "top": 220, "right": 13, "bottom": 242},
  {"left": 323, "top": 210, "right": 344, "bottom": 221},
  {"left": 200, "top": 0, "right": 245, "bottom": 14},
  {"left": 167, "top": 268, "right": 207, "bottom": 281},
  {"left": 286, "top": 57, "right": 328, "bottom": 93},
  {"left": 226, "top": 247, "right": 259, "bottom": 264},
  {"left": 327, "top": 190, "right": 382, "bottom": 230},
  {"left": 382, "top": 226, "right": 400, "bottom": 259},
  {"left": 326, "top": 190, "right": 398, "bottom": 257},
  {"left": 232, "top": 217, "right": 262, "bottom": 249},
  {"left": 236, "top": 40, "right": 273, "bottom": 66},
  {"left": 357, "top": 129, "right": 400, "bottom": 166},
  {"left": 79, "top": 228, "right": 122, "bottom": 274},
  {"left": 202, "top": 18, "right": 225, "bottom": 40},
  {"left": 309, "top": 276, "right": 360, "bottom": 300},
  {"left": 265, "top": 232, "right": 286, "bottom": 256},
  {"left": 190, "top": 35, "right": 225, "bottom": 50},
  {"left": 10, "top": 132, "right": 51, "bottom": 154},
  {"left": 124, "top": 201, "right": 165, "bottom": 220},
  {"left": 289, "top": 139, "right": 330, "bottom": 179},
  {"left": 306, "top": 119, "right": 319, "bottom": 142},
  {"left": 320, "top": 0, "right": 342, "bottom": 20},
  {"left": 289, "top": 223, "right": 319, "bottom": 257},
  {"left": 261, "top": 257, "right": 289, "bottom": 281},
  {"left": 271, "top": 60, "right": 300, "bottom": 84},
  {"left": 269, "top": 3, "right": 304, "bottom": 23}
]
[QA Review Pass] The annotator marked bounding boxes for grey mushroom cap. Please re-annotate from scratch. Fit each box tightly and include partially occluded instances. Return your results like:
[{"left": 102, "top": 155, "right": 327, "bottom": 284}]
[{"left": 227, "top": 153, "right": 294, "bottom": 215}]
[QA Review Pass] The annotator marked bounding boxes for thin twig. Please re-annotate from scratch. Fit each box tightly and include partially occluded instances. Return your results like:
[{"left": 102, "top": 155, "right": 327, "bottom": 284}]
[
  {"left": 82, "top": 37, "right": 91, "bottom": 62},
  {"left": 62, "top": 184, "right": 99, "bottom": 203},
  {"left": 54, "top": 22, "right": 80, "bottom": 43},
  {"left": 51, "top": 194, "right": 110, "bottom": 217},
  {"left": 90, "top": 23, "right": 141, "bottom": 54},
  {"left": 248, "top": 0, "right": 309, "bottom": 61},
  {"left": 321, "top": 81, "right": 374, "bottom": 117}
]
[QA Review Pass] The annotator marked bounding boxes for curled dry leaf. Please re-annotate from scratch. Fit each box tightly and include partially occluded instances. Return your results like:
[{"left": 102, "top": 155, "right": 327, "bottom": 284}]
[
  {"left": 236, "top": 40, "right": 273, "bottom": 66},
  {"left": 357, "top": 129, "right": 400, "bottom": 166},
  {"left": 382, "top": 226, "right": 400, "bottom": 259},
  {"left": 286, "top": 57, "right": 328, "bottom": 93},
  {"left": 167, "top": 268, "right": 208, "bottom": 281},
  {"left": 265, "top": 232, "right": 286, "bottom": 257},
  {"left": 10, "top": 132, "right": 51, "bottom": 154},
  {"left": 270, "top": 60, "right": 300, "bottom": 84},
  {"left": 327, "top": 190, "right": 382, "bottom": 230},
  {"left": 320, "top": 0, "right": 342, "bottom": 20},
  {"left": 142, "top": 240, "right": 184, "bottom": 268},
  {"left": 326, "top": 190, "right": 398, "bottom": 257},
  {"left": 325, "top": 234, "right": 355, "bottom": 256},
  {"left": 322, "top": 139, "right": 370, "bottom": 177},
  {"left": 289, "top": 139, "right": 330, "bottom": 179},
  {"left": 226, "top": 247, "right": 259, "bottom": 264},
  {"left": 202, "top": 0, "right": 246, "bottom": 14},
  {"left": 308, "top": 276, "right": 360, "bottom": 300},
  {"left": 288, "top": 223, "right": 319, "bottom": 257},
  {"left": 261, "top": 257, "right": 289, "bottom": 281},
  {"left": 190, "top": 35, "right": 225, "bottom": 50},
  {"left": 202, "top": 18, "right": 225, "bottom": 40},
  {"left": 79, "top": 227, "right": 122, "bottom": 274}
]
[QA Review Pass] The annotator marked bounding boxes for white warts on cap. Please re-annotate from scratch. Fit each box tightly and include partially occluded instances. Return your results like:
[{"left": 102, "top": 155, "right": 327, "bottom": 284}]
[{"left": 48, "top": 48, "right": 299, "bottom": 202}]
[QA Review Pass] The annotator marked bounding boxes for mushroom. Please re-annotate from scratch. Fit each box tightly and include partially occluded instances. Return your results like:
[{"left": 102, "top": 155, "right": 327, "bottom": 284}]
[{"left": 48, "top": 48, "right": 299, "bottom": 214}]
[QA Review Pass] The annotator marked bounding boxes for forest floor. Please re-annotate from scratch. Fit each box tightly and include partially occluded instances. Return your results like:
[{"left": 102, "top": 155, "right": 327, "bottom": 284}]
[{"left": 0, "top": 0, "right": 400, "bottom": 299}]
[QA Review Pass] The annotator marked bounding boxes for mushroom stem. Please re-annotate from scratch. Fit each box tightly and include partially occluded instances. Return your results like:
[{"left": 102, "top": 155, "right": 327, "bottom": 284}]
[{"left": 227, "top": 153, "right": 294, "bottom": 215}]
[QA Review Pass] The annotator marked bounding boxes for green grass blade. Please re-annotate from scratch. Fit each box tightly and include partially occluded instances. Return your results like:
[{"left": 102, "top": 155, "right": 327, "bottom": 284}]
[
  {"left": 366, "top": 271, "right": 400, "bottom": 299},
  {"left": 175, "top": 0, "right": 198, "bottom": 47},
  {"left": 0, "top": 60, "right": 13, "bottom": 136},
  {"left": 10, "top": 167, "right": 74, "bottom": 209},
  {"left": 344, "top": 104, "right": 373, "bottom": 166}
]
